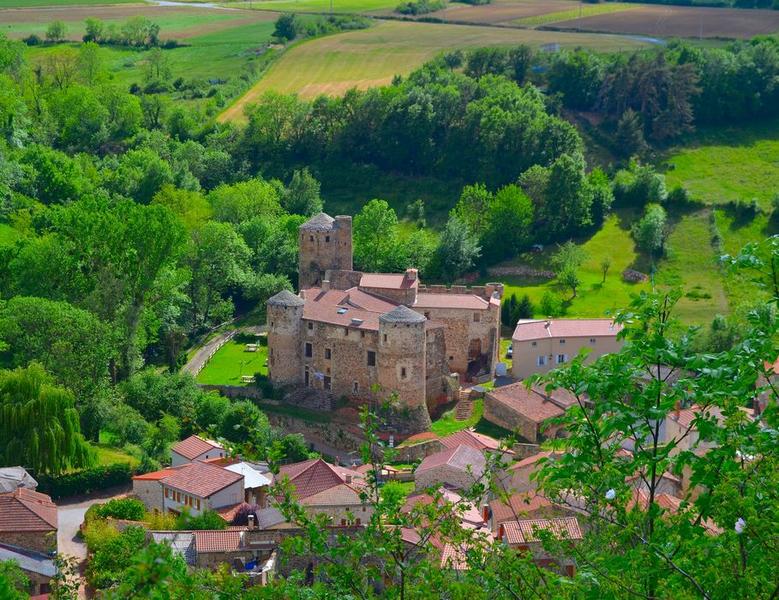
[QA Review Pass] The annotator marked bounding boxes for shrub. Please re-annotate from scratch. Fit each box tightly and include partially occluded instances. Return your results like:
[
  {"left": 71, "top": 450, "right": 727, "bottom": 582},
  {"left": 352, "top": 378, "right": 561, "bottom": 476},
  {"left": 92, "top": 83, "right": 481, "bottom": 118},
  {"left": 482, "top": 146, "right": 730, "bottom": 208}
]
[
  {"left": 396, "top": 0, "right": 446, "bottom": 15},
  {"left": 145, "top": 511, "right": 177, "bottom": 530},
  {"left": 176, "top": 509, "right": 227, "bottom": 531},
  {"left": 86, "top": 525, "right": 146, "bottom": 589},
  {"left": 231, "top": 503, "right": 259, "bottom": 526},
  {"left": 93, "top": 498, "right": 146, "bottom": 521},
  {"left": 82, "top": 518, "right": 120, "bottom": 553},
  {"left": 36, "top": 463, "right": 133, "bottom": 500},
  {"left": 539, "top": 291, "right": 564, "bottom": 317},
  {"left": 22, "top": 34, "right": 42, "bottom": 46}
]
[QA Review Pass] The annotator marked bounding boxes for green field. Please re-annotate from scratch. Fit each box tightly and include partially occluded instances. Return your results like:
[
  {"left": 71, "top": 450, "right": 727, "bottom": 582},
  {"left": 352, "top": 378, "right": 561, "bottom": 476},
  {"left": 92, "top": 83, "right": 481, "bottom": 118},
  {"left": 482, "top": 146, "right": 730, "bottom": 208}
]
[
  {"left": 234, "top": 0, "right": 396, "bottom": 12},
  {"left": 0, "top": 0, "right": 136, "bottom": 6},
  {"left": 494, "top": 214, "right": 649, "bottom": 320},
  {"left": 664, "top": 118, "right": 779, "bottom": 210},
  {"left": 654, "top": 209, "right": 728, "bottom": 324},
  {"left": 220, "top": 20, "right": 648, "bottom": 121},
  {"left": 514, "top": 2, "right": 636, "bottom": 26},
  {"left": 196, "top": 334, "right": 269, "bottom": 385},
  {"left": 93, "top": 443, "right": 140, "bottom": 468}
]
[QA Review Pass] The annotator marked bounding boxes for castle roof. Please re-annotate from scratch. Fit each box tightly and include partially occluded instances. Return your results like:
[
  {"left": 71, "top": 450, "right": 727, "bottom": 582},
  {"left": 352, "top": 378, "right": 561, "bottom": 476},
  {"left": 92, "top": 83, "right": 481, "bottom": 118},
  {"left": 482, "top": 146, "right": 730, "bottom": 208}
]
[
  {"left": 267, "top": 289, "right": 305, "bottom": 307},
  {"left": 380, "top": 305, "right": 427, "bottom": 324},
  {"left": 300, "top": 212, "right": 335, "bottom": 231},
  {"left": 302, "top": 287, "right": 396, "bottom": 330},
  {"left": 414, "top": 293, "right": 489, "bottom": 310},
  {"left": 360, "top": 272, "right": 417, "bottom": 290}
]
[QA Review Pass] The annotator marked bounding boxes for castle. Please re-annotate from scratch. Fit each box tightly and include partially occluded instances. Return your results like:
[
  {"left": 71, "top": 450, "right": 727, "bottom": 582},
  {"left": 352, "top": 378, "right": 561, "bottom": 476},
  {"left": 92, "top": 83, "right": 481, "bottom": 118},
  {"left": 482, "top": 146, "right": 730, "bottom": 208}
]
[{"left": 267, "top": 213, "right": 503, "bottom": 433}]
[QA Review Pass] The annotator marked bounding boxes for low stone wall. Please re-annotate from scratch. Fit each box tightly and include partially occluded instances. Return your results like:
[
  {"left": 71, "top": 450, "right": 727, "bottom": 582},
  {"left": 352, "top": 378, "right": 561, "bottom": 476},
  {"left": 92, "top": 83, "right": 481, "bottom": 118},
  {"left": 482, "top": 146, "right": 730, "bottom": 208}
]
[
  {"left": 391, "top": 439, "right": 444, "bottom": 463},
  {"left": 282, "top": 387, "right": 335, "bottom": 412},
  {"left": 198, "top": 384, "right": 264, "bottom": 400},
  {"left": 487, "top": 265, "right": 555, "bottom": 280},
  {"left": 266, "top": 413, "right": 365, "bottom": 455}
]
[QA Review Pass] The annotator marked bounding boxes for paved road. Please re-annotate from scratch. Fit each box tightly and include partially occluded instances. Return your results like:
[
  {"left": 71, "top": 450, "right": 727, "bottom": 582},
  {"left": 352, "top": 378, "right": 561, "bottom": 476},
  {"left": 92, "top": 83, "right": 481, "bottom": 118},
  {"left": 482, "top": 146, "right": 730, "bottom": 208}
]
[{"left": 57, "top": 485, "right": 131, "bottom": 560}]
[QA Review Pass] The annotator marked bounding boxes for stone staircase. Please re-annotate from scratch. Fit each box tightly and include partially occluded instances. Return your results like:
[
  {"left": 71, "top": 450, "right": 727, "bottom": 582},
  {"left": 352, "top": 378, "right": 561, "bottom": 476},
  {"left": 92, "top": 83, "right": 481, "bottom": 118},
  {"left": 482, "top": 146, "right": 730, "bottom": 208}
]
[{"left": 454, "top": 388, "right": 474, "bottom": 421}]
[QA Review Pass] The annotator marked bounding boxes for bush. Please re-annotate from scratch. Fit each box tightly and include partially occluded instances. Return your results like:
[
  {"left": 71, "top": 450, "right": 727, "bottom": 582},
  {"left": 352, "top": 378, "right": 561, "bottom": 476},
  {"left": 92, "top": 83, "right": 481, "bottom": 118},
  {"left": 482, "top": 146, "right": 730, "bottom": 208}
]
[
  {"left": 176, "top": 509, "right": 227, "bottom": 530},
  {"left": 22, "top": 34, "right": 42, "bottom": 46},
  {"left": 93, "top": 498, "right": 146, "bottom": 521},
  {"left": 231, "top": 503, "right": 259, "bottom": 526},
  {"left": 539, "top": 291, "right": 564, "bottom": 317},
  {"left": 36, "top": 463, "right": 133, "bottom": 500},
  {"left": 396, "top": 0, "right": 446, "bottom": 15}
]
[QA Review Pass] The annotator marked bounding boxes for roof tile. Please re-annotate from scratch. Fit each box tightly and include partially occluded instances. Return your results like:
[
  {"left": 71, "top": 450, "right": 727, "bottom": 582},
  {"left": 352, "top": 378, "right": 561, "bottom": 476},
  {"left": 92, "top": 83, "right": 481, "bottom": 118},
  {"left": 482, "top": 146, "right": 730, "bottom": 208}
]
[
  {"left": 163, "top": 461, "right": 243, "bottom": 498},
  {"left": 0, "top": 488, "right": 57, "bottom": 532},
  {"left": 171, "top": 435, "right": 223, "bottom": 461}
]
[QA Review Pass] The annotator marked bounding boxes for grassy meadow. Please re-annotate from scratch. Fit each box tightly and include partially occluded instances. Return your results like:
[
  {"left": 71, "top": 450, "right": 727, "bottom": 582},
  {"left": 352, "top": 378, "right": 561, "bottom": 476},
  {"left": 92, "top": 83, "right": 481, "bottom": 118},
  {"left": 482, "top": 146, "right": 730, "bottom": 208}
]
[
  {"left": 219, "top": 20, "right": 648, "bottom": 121},
  {"left": 664, "top": 118, "right": 779, "bottom": 210},
  {"left": 513, "top": 2, "right": 636, "bottom": 27}
]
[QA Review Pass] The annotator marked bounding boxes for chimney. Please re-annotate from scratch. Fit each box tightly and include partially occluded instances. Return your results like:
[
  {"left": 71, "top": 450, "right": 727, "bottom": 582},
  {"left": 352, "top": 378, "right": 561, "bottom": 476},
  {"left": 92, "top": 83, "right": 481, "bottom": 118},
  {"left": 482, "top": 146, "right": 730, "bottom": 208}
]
[
  {"left": 405, "top": 268, "right": 418, "bottom": 282},
  {"left": 248, "top": 514, "right": 256, "bottom": 530},
  {"left": 345, "top": 474, "right": 353, "bottom": 484},
  {"left": 545, "top": 320, "right": 551, "bottom": 328},
  {"left": 674, "top": 401, "right": 681, "bottom": 419}
]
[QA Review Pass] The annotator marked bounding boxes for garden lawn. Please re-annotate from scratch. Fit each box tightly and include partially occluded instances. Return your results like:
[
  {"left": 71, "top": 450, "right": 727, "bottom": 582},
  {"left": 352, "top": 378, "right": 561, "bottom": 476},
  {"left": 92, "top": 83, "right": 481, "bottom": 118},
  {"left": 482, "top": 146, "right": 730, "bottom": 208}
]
[
  {"left": 220, "top": 20, "right": 648, "bottom": 121},
  {"left": 196, "top": 334, "right": 268, "bottom": 385},
  {"left": 430, "top": 399, "right": 483, "bottom": 436},
  {"left": 663, "top": 118, "right": 779, "bottom": 210},
  {"left": 654, "top": 209, "right": 728, "bottom": 324},
  {"left": 92, "top": 443, "right": 140, "bottom": 468},
  {"left": 494, "top": 214, "right": 649, "bottom": 320},
  {"left": 714, "top": 209, "right": 776, "bottom": 312}
]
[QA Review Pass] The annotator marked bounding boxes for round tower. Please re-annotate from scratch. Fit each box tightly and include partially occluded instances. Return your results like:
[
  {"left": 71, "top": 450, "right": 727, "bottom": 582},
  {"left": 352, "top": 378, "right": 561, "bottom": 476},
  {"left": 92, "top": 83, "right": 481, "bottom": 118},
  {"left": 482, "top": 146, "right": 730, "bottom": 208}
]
[
  {"left": 267, "top": 290, "right": 304, "bottom": 386},
  {"left": 377, "top": 306, "right": 428, "bottom": 414}
]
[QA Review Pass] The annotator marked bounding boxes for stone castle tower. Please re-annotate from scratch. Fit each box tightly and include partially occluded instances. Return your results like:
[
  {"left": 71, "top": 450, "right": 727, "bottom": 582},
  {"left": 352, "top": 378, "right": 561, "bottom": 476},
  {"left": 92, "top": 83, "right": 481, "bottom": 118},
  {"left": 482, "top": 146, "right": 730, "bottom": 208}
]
[
  {"left": 266, "top": 289, "right": 304, "bottom": 385},
  {"left": 377, "top": 305, "right": 431, "bottom": 430},
  {"left": 298, "top": 213, "right": 353, "bottom": 289}
]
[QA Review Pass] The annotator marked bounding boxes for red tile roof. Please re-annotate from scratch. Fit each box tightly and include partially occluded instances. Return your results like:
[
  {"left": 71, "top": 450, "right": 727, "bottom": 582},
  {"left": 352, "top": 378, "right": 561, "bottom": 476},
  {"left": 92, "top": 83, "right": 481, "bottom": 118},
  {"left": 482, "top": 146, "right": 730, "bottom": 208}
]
[
  {"left": 0, "top": 488, "right": 57, "bottom": 532},
  {"left": 163, "top": 461, "right": 243, "bottom": 498},
  {"left": 278, "top": 459, "right": 363, "bottom": 500},
  {"left": 512, "top": 318, "right": 621, "bottom": 342},
  {"left": 500, "top": 517, "right": 582, "bottom": 545},
  {"left": 510, "top": 451, "right": 560, "bottom": 471},
  {"left": 414, "top": 293, "right": 489, "bottom": 310},
  {"left": 489, "top": 492, "right": 554, "bottom": 525},
  {"left": 300, "top": 483, "right": 364, "bottom": 507},
  {"left": 132, "top": 466, "right": 182, "bottom": 481},
  {"left": 487, "top": 382, "right": 577, "bottom": 424},
  {"left": 360, "top": 273, "right": 417, "bottom": 290},
  {"left": 301, "top": 287, "right": 397, "bottom": 331},
  {"left": 193, "top": 529, "right": 244, "bottom": 553},
  {"left": 171, "top": 435, "right": 223, "bottom": 461},
  {"left": 416, "top": 444, "right": 486, "bottom": 476},
  {"left": 439, "top": 430, "right": 503, "bottom": 453}
]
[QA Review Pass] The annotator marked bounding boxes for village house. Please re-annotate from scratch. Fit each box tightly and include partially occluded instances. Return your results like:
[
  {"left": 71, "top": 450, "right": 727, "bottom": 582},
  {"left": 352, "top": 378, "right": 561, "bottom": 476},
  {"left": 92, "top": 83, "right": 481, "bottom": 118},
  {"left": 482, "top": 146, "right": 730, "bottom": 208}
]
[
  {"left": 511, "top": 319, "right": 623, "bottom": 380},
  {"left": 504, "top": 451, "right": 560, "bottom": 493},
  {"left": 0, "top": 487, "right": 58, "bottom": 596},
  {"left": 278, "top": 458, "right": 371, "bottom": 526},
  {"left": 484, "top": 382, "right": 578, "bottom": 443},
  {"left": 414, "top": 444, "right": 487, "bottom": 491},
  {"left": 486, "top": 490, "right": 575, "bottom": 532},
  {"left": 496, "top": 516, "right": 583, "bottom": 576},
  {"left": 0, "top": 467, "right": 38, "bottom": 494},
  {"left": 170, "top": 434, "right": 226, "bottom": 467},
  {"left": 267, "top": 213, "right": 503, "bottom": 435}
]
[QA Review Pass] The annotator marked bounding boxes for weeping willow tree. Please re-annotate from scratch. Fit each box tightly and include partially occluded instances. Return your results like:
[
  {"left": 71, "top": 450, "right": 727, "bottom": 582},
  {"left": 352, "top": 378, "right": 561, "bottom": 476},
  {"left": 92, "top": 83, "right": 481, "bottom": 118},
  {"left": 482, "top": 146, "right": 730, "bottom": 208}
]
[{"left": 0, "top": 362, "right": 94, "bottom": 475}]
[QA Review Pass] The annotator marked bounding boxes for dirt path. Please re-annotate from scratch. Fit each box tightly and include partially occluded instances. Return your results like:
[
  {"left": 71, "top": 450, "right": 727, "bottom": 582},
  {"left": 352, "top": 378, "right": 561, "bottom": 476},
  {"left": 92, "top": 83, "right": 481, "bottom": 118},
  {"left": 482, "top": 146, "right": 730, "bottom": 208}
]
[{"left": 182, "top": 330, "right": 236, "bottom": 376}]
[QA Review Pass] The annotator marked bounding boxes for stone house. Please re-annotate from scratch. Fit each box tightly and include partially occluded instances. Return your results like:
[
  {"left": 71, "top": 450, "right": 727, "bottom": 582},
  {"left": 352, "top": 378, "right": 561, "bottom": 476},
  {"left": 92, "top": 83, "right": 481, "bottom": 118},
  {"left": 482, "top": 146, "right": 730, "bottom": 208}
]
[
  {"left": 496, "top": 516, "right": 582, "bottom": 576},
  {"left": 0, "top": 544, "right": 56, "bottom": 596},
  {"left": 504, "top": 451, "right": 560, "bottom": 493},
  {"left": 278, "top": 458, "right": 372, "bottom": 525},
  {"left": 170, "top": 435, "right": 226, "bottom": 467},
  {"left": 268, "top": 212, "right": 503, "bottom": 435},
  {"left": 484, "top": 382, "right": 578, "bottom": 443},
  {"left": 0, "top": 488, "right": 58, "bottom": 554},
  {"left": 512, "top": 319, "right": 623, "bottom": 380},
  {"left": 414, "top": 444, "right": 487, "bottom": 491}
]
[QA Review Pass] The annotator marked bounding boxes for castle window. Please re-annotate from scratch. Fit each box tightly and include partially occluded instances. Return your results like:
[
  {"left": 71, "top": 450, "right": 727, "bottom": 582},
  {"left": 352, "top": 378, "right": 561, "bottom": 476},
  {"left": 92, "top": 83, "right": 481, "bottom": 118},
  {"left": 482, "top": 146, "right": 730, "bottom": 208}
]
[
  {"left": 449, "top": 356, "right": 453, "bottom": 361},
  {"left": 361, "top": 331, "right": 365, "bottom": 338},
  {"left": 304, "top": 368, "right": 310, "bottom": 387},
  {"left": 324, "top": 376, "right": 331, "bottom": 391},
  {"left": 325, "top": 236, "right": 330, "bottom": 242},
  {"left": 325, "top": 348, "right": 331, "bottom": 360},
  {"left": 367, "top": 351, "right": 376, "bottom": 367},
  {"left": 401, "top": 367, "right": 407, "bottom": 379},
  {"left": 344, "top": 328, "right": 349, "bottom": 336},
  {"left": 305, "top": 342, "right": 312, "bottom": 358},
  {"left": 308, "top": 322, "right": 313, "bottom": 330},
  {"left": 309, "top": 235, "right": 313, "bottom": 242},
  {"left": 270, "top": 321, "right": 274, "bottom": 327},
  {"left": 473, "top": 312, "right": 480, "bottom": 322},
  {"left": 383, "top": 334, "right": 387, "bottom": 343},
  {"left": 353, "top": 381, "right": 359, "bottom": 394}
]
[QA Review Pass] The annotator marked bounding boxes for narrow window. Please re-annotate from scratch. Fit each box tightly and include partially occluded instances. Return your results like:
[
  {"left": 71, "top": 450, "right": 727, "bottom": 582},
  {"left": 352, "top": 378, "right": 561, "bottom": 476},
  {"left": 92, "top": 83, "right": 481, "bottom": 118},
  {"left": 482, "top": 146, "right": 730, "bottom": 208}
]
[
  {"left": 556, "top": 354, "right": 567, "bottom": 364},
  {"left": 401, "top": 367, "right": 407, "bottom": 379},
  {"left": 344, "top": 328, "right": 349, "bottom": 336},
  {"left": 473, "top": 312, "right": 480, "bottom": 322},
  {"left": 325, "top": 235, "right": 330, "bottom": 242},
  {"left": 308, "top": 322, "right": 313, "bottom": 330},
  {"left": 383, "top": 334, "right": 387, "bottom": 343},
  {"left": 367, "top": 351, "right": 376, "bottom": 367},
  {"left": 309, "top": 235, "right": 314, "bottom": 242},
  {"left": 196, "top": 499, "right": 201, "bottom": 510},
  {"left": 305, "top": 342, "right": 312, "bottom": 358},
  {"left": 353, "top": 381, "right": 359, "bottom": 394},
  {"left": 324, "top": 376, "right": 332, "bottom": 391},
  {"left": 537, "top": 355, "right": 546, "bottom": 367},
  {"left": 361, "top": 331, "right": 365, "bottom": 338},
  {"left": 325, "top": 348, "right": 332, "bottom": 360},
  {"left": 304, "top": 368, "right": 310, "bottom": 387}
]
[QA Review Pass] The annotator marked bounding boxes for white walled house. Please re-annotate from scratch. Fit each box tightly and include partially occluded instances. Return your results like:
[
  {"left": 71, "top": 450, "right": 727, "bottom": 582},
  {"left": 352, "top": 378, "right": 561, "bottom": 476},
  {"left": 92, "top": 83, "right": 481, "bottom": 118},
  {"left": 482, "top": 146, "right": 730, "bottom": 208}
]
[
  {"left": 160, "top": 461, "right": 244, "bottom": 516},
  {"left": 170, "top": 435, "right": 226, "bottom": 467}
]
